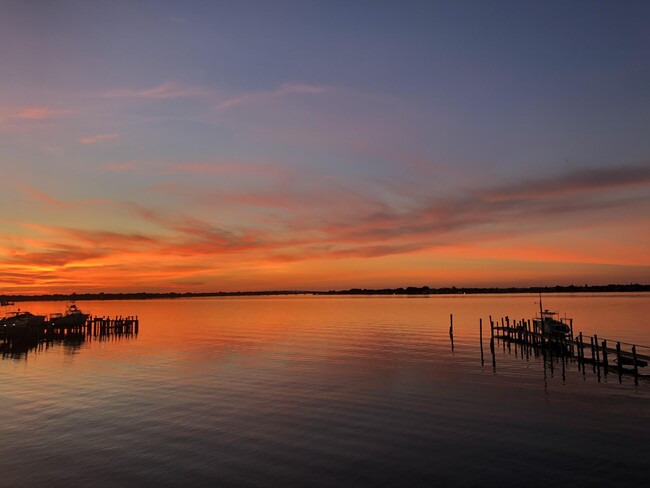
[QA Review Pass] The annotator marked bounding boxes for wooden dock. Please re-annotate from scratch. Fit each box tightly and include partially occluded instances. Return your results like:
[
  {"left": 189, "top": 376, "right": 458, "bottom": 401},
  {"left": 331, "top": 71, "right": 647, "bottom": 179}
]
[
  {"left": 87, "top": 315, "right": 139, "bottom": 336},
  {"left": 481, "top": 314, "right": 650, "bottom": 384},
  {"left": 0, "top": 315, "right": 139, "bottom": 359}
]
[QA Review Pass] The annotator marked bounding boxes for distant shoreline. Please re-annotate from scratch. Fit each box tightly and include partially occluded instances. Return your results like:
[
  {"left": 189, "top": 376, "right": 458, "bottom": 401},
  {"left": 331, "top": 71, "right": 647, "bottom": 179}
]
[{"left": 1, "top": 284, "right": 648, "bottom": 302}]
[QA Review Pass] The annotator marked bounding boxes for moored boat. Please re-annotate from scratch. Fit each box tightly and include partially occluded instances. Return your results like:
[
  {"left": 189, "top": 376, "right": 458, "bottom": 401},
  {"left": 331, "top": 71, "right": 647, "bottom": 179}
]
[
  {"left": 49, "top": 304, "right": 90, "bottom": 327},
  {"left": 0, "top": 311, "right": 46, "bottom": 328},
  {"left": 532, "top": 296, "right": 571, "bottom": 336},
  {"left": 533, "top": 309, "right": 571, "bottom": 335}
]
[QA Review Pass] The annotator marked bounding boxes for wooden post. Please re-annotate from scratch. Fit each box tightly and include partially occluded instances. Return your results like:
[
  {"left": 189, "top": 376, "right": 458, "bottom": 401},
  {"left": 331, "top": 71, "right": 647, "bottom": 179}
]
[
  {"left": 577, "top": 332, "right": 583, "bottom": 366},
  {"left": 616, "top": 342, "right": 623, "bottom": 383},
  {"left": 632, "top": 345, "right": 639, "bottom": 384},
  {"left": 489, "top": 315, "right": 494, "bottom": 339},
  {"left": 523, "top": 319, "right": 528, "bottom": 344},
  {"left": 602, "top": 340, "right": 608, "bottom": 374},
  {"left": 478, "top": 318, "right": 484, "bottom": 366},
  {"left": 594, "top": 334, "right": 600, "bottom": 367},
  {"left": 590, "top": 337, "right": 597, "bottom": 373},
  {"left": 490, "top": 337, "right": 496, "bottom": 371},
  {"left": 449, "top": 314, "right": 454, "bottom": 352}
]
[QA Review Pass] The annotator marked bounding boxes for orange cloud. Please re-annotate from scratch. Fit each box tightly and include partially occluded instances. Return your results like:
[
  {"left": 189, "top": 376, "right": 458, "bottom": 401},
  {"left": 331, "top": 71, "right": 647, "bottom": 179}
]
[{"left": 3, "top": 162, "right": 648, "bottom": 293}]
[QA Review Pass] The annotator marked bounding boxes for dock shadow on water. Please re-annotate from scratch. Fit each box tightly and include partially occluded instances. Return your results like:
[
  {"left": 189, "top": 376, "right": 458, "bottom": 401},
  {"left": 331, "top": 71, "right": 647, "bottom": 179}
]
[{"left": 0, "top": 314, "right": 139, "bottom": 360}]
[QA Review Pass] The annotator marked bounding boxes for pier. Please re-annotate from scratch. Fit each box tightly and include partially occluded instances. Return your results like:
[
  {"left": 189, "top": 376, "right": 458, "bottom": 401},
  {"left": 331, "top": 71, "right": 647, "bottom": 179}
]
[
  {"left": 473, "top": 314, "right": 650, "bottom": 384},
  {"left": 87, "top": 315, "right": 140, "bottom": 336},
  {"left": 0, "top": 315, "right": 139, "bottom": 359}
]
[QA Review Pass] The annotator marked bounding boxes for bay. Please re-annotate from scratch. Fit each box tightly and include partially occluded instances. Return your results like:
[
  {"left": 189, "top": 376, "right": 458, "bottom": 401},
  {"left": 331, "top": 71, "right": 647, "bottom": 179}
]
[{"left": 1, "top": 293, "right": 649, "bottom": 487}]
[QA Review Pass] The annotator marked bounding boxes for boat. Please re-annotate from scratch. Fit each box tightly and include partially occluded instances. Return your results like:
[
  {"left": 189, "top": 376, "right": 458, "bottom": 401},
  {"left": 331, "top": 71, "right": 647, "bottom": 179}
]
[
  {"left": 1, "top": 300, "right": 14, "bottom": 307},
  {"left": 0, "top": 310, "right": 46, "bottom": 328},
  {"left": 49, "top": 304, "right": 90, "bottom": 327},
  {"left": 532, "top": 296, "right": 571, "bottom": 336}
]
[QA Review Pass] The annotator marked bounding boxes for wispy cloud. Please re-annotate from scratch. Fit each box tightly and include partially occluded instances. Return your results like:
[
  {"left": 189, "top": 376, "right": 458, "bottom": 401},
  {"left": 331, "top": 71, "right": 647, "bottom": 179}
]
[
  {"left": 141, "top": 162, "right": 650, "bottom": 260},
  {"left": 18, "top": 186, "right": 76, "bottom": 210},
  {"left": 479, "top": 165, "right": 650, "bottom": 202},
  {"left": 80, "top": 133, "right": 120, "bottom": 145},
  {"left": 3, "top": 164, "right": 647, "bottom": 292},
  {"left": 215, "top": 83, "right": 328, "bottom": 111},
  {"left": 105, "top": 161, "right": 137, "bottom": 171},
  {"left": 5, "top": 245, "right": 107, "bottom": 267},
  {"left": 14, "top": 107, "right": 68, "bottom": 120},
  {"left": 0, "top": 106, "right": 72, "bottom": 128},
  {"left": 276, "top": 83, "right": 327, "bottom": 96},
  {"left": 18, "top": 186, "right": 108, "bottom": 210},
  {"left": 103, "top": 81, "right": 211, "bottom": 99},
  {"left": 163, "top": 160, "right": 292, "bottom": 179}
]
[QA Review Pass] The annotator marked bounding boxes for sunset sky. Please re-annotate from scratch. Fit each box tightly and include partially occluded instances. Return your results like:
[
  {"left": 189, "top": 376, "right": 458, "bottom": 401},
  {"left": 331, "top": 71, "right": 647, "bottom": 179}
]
[{"left": 1, "top": 0, "right": 649, "bottom": 293}]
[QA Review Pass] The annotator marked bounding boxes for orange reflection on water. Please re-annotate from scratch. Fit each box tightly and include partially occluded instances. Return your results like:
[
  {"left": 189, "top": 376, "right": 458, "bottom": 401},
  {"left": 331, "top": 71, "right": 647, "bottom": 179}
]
[{"left": 6, "top": 294, "right": 649, "bottom": 370}]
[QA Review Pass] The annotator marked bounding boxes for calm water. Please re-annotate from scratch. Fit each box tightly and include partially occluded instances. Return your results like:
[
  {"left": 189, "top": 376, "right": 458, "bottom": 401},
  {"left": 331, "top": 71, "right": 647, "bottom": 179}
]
[{"left": 1, "top": 293, "right": 649, "bottom": 487}]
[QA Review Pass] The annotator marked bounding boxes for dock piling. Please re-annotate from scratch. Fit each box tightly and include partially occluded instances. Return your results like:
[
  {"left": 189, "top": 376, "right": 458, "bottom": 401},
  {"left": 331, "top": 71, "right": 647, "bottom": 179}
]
[
  {"left": 616, "top": 342, "right": 623, "bottom": 383},
  {"left": 478, "top": 318, "right": 485, "bottom": 366},
  {"left": 449, "top": 314, "right": 454, "bottom": 352}
]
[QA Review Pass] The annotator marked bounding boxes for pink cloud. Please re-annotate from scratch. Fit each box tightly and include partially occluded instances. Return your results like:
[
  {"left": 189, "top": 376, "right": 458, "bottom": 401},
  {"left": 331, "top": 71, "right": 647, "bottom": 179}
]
[
  {"left": 165, "top": 161, "right": 291, "bottom": 178},
  {"left": 19, "top": 186, "right": 76, "bottom": 210},
  {"left": 0, "top": 106, "right": 72, "bottom": 128},
  {"left": 105, "top": 161, "right": 137, "bottom": 171},
  {"left": 80, "top": 133, "right": 120, "bottom": 144},
  {"left": 16, "top": 107, "right": 58, "bottom": 120}
]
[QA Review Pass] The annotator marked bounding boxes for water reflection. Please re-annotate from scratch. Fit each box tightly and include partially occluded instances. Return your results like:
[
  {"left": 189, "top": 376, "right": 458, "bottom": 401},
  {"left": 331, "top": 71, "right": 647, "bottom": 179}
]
[
  {"left": 0, "top": 295, "right": 648, "bottom": 488},
  {"left": 492, "top": 330, "right": 649, "bottom": 387},
  {"left": 1, "top": 327, "right": 137, "bottom": 360}
]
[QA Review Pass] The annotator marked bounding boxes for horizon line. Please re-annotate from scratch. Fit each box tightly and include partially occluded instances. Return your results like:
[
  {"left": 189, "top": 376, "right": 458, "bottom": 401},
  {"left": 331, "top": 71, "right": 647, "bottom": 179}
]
[{"left": 1, "top": 283, "right": 649, "bottom": 301}]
